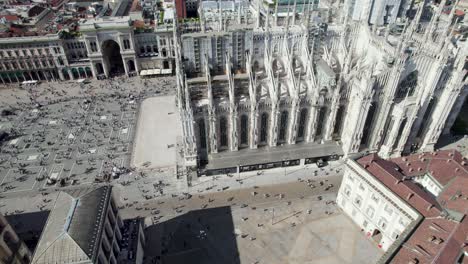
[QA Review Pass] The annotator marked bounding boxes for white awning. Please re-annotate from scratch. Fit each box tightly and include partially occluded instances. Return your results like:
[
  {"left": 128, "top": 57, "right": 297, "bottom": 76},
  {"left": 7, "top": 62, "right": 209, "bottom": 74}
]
[
  {"left": 140, "top": 68, "right": 171, "bottom": 76},
  {"left": 22, "top": 80, "right": 38, "bottom": 85}
]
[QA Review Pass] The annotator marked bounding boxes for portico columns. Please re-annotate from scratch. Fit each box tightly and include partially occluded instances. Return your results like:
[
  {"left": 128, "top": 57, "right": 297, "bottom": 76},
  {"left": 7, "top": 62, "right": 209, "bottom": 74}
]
[
  {"left": 102, "top": 61, "right": 110, "bottom": 78},
  {"left": 90, "top": 63, "right": 98, "bottom": 79},
  {"left": 122, "top": 57, "right": 129, "bottom": 77},
  {"left": 58, "top": 69, "right": 65, "bottom": 80}
]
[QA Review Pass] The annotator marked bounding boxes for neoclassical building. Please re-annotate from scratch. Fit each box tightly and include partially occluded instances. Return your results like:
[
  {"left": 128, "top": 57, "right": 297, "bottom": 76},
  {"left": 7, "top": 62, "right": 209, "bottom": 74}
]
[
  {"left": 175, "top": 0, "right": 468, "bottom": 172},
  {"left": 0, "top": 16, "right": 175, "bottom": 83}
]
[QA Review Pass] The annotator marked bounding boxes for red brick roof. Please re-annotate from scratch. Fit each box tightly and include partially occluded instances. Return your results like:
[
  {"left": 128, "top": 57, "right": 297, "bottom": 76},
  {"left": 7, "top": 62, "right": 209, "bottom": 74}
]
[
  {"left": 391, "top": 150, "right": 468, "bottom": 187},
  {"left": 0, "top": 15, "right": 20, "bottom": 22},
  {"left": 357, "top": 154, "right": 442, "bottom": 217},
  {"left": 356, "top": 150, "right": 468, "bottom": 264},
  {"left": 391, "top": 217, "right": 468, "bottom": 264}
]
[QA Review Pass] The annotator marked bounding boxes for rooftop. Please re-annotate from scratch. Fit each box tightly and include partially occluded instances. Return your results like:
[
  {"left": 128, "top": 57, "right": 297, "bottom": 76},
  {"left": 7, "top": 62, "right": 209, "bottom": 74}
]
[
  {"left": 31, "top": 186, "right": 112, "bottom": 264},
  {"left": 356, "top": 150, "right": 468, "bottom": 264}
]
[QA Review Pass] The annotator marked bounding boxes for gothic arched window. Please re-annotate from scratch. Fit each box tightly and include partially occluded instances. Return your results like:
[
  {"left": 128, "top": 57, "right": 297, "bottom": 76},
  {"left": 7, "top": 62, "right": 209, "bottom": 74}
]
[
  {"left": 240, "top": 115, "right": 248, "bottom": 145},
  {"left": 260, "top": 113, "right": 268, "bottom": 143},
  {"left": 198, "top": 119, "right": 207, "bottom": 149},
  {"left": 297, "top": 108, "right": 308, "bottom": 140},
  {"left": 397, "top": 70, "right": 418, "bottom": 98},
  {"left": 279, "top": 111, "right": 288, "bottom": 142},
  {"left": 315, "top": 107, "right": 327, "bottom": 137},
  {"left": 220, "top": 117, "right": 228, "bottom": 147}
]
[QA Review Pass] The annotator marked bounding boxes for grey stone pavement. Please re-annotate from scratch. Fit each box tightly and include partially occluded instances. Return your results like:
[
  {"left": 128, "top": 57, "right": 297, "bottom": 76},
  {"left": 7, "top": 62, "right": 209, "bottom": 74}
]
[
  {"left": 132, "top": 96, "right": 181, "bottom": 169},
  {"left": 0, "top": 76, "right": 177, "bottom": 214},
  {"left": 135, "top": 175, "right": 383, "bottom": 264},
  {"left": 0, "top": 76, "right": 464, "bottom": 264}
]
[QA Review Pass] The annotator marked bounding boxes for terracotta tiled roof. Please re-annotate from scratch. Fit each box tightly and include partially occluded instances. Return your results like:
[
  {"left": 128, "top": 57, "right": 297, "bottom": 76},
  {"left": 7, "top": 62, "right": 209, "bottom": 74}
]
[
  {"left": 356, "top": 150, "right": 468, "bottom": 264},
  {"left": 0, "top": 15, "right": 20, "bottom": 22},
  {"left": 357, "top": 154, "right": 442, "bottom": 217},
  {"left": 391, "top": 150, "right": 468, "bottom": 187},
  {"left": 391, "top": 217, "right": 468, "bottom": 264}
]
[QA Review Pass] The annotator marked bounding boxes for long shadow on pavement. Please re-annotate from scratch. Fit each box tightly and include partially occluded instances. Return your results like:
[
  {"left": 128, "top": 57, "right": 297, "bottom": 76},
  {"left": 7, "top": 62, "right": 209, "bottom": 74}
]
[
  {"left": 144, "top": 206, "right": 240, "bottom": 264},
  {"left": 6, "top": 211, "right": 49, "bottom": 252}
]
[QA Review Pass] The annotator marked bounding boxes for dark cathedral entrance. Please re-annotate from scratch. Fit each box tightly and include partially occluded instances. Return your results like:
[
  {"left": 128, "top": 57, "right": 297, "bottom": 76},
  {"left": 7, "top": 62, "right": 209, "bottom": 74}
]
[{"left": 102, "top": 40, "right": 125, "bottom": 76}]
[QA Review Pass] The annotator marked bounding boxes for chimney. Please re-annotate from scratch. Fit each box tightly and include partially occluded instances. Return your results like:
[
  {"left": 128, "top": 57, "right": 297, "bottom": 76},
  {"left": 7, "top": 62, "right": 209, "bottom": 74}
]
[
  {"left": 407, "top": 193, "right": 414, "bottom": 200},
  {"left": 426, "top": 204, "right": 434, "bottom": 211}
]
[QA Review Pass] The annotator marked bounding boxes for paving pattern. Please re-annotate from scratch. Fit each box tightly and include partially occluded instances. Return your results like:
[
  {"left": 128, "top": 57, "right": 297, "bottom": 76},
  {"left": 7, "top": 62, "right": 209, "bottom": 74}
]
[
  {"left": 0, "top": 97, "right": 137, "bottom": 194},
  {"left": 0, "top": 76, "right": 177, "bottom": 198}
]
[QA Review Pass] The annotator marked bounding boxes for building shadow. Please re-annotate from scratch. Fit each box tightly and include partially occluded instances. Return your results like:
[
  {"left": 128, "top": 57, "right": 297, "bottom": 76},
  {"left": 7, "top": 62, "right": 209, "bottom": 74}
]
[
  {"left": 144, "top": 206, "right": 240, "bottom": 264},
  {"left": 5, "top": 211, "right": 49, "bottom": 252}
]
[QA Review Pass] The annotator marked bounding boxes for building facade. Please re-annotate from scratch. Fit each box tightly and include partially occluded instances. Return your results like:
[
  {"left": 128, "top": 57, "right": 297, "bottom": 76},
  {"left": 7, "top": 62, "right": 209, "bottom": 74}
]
[
  {"left": 0, "top": 214, "right": 32, "bottom": 264},
  {"left": 337, "top": 157, "right": 422, "bottom": 251},
  {"left": 338, "top": 150, "right": 468, "bottom": 263},
  {"left": 0, "top": 16, "right": 176, "bottom": 82},
  {"left": 175, "top": 0, "right": 468, "bottom": 171}
]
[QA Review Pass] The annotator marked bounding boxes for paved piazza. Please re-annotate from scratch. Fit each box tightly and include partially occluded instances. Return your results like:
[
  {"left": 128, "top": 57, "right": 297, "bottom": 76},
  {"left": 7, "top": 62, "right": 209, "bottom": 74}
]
[
  {"left": 0, "top": 76, "right": 176, "bottom": 198},
  {"left": 132, "top": 96, "right": 181, "bottom": 169},
  {"left": 142, "top": 189, "right": 383, "bottom": 264}
]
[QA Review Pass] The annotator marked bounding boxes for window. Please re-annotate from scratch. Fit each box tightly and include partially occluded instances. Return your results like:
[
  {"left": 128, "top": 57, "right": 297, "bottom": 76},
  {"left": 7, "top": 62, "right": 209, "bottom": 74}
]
[
  {"left": 279, "top": 111, "right": 288, "bottom": 141},
  {"left": 391, "top": 231, "right": 400, "bottom": 240},
  {"left": 354, "top": 195, "right": 362, "bottom": 207},
  {"left": 384, "top": 204, "right": 393, "bottom": 216},
  {"left": 297, "top": 108, "right": 307, "bottom": 139},
  {"left": 240, "top": 115, "right": 248, "bottom": 145},
  {"left": 260, "top": 113, "right": 268, "bottom": 143},
  {"left": 371, "top": 193, "right": 380, "bottom": 203},
  {"left": 123, "top": 39, "right": 130, "bottom": 50},
  {"left": 399, "top": 217, "right": 407, "bottom": 226},
  {"left": 363, "top": 220, "right": 368, "bottom": 228},
  {"left": 378, "top": 218, "right": 388, "bottom": 230},
  {"left": 220, "top": 116, "right": 228, "bottom": 147},
  {"left": 90, "top": 42, "right": 98, "bottom": 52},
  {"left": 344, "top": 185, "right": 351, "bottom": 197},
  {"left": 198, "top": 119, "right": 206, "bottom": 149},
  {"left": 359, "top": 183, "right": 365, "bottom": 192},
  {"left": 366, "top": 206, "right": 375, "bottom": 218}
]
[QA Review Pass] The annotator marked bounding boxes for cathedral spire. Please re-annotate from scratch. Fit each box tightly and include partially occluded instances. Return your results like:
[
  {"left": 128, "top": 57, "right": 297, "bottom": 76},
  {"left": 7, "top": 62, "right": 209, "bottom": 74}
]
[
  {"left": 274, "top": 0, "right": 279, "bottom": 26},
  {"left": 292, "top": 0, "right": 297, "bottom": 25}
]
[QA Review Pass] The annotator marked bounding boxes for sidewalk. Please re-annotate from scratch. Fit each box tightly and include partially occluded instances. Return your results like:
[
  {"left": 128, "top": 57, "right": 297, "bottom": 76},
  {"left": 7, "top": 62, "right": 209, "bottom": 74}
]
[{"left": 114, "top": 160, "right": 345, "bottom": 204}]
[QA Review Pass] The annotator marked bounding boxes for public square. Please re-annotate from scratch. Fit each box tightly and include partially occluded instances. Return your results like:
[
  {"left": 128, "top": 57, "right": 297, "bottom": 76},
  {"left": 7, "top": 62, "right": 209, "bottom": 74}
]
[
  {"left": 0, "top": 76, "right": 463, "bottom": 264},
  {"left": 0, "top": 76, "right": 176, "bottom": 201}
]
